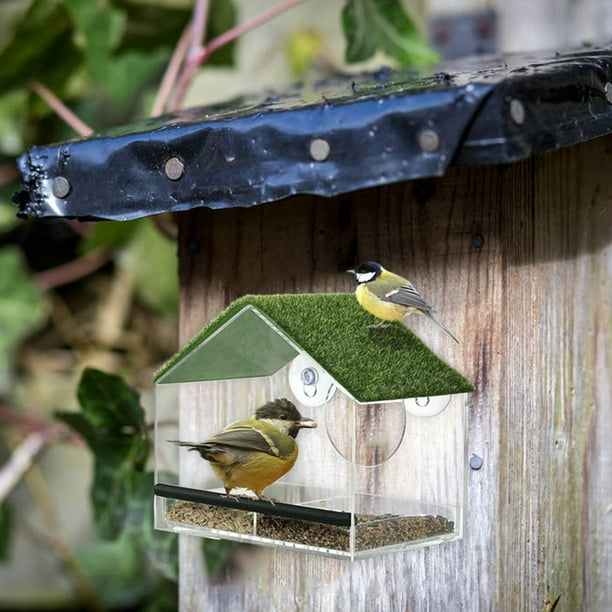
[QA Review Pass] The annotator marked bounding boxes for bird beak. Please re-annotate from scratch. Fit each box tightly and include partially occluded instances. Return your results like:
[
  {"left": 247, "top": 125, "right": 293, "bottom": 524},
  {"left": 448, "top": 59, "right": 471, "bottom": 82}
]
[
  {"left": 347, "top": 268, "right": 355, "bottom": 274},
  {"left": 296, "top": 418, "right": 317, "bottom": 429}
]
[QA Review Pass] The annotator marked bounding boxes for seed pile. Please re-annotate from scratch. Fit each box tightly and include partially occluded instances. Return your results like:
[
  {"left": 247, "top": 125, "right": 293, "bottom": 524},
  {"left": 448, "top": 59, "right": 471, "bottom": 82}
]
[{"left": 165, "top": 501, "right": 454, "bottom": 551}]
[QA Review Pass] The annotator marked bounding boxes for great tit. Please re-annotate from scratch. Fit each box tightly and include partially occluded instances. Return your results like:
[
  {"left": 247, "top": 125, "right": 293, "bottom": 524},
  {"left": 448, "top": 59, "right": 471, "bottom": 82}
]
[
  {"left": 348, "top": 261, "right": 459, "bottom": 343},
  {"left": 171, "top": 398, "right": 317, "bottom": 499}
]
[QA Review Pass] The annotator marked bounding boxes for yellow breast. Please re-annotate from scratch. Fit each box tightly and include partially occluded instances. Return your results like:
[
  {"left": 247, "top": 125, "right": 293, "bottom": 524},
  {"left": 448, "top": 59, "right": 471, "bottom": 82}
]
[
  {"left": 213, "top": 446, "right": 299, "bottom": 497},
  {"left": 355, "top": 284, "right": 407, "bottom": 321}
]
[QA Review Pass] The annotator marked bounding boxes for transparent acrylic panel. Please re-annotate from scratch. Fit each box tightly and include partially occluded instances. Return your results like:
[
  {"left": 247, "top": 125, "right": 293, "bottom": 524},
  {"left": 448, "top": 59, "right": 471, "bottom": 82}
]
[{"left": 154, "top": 350, "right": 468, "bottom": 558}]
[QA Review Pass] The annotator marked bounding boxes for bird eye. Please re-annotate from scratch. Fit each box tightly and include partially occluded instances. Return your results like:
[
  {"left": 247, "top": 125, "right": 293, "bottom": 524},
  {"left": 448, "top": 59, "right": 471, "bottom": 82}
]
[{"left": 279, "top": 413, "right": 287, "bottom": 420}]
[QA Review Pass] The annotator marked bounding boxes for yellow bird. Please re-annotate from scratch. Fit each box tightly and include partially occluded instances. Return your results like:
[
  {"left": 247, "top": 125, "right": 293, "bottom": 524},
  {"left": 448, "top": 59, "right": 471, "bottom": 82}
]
[
  {"left": 348, "top": 261, "right": 459, "bottom": 343},
  {"left": 171, "top": 398, "right": 317, "bottom": 499}
]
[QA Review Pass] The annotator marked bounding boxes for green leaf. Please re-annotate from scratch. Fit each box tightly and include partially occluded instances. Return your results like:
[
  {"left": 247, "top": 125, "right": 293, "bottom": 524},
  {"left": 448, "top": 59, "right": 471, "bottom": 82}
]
[
  {"left": 0, "top": 247, "right": 46, "bottom": 393},
  {"left": 80, "top": 218, "right": 143, "bottom": 254},
  {"left": 56, "top": 368, "right": 150, "bottom": 537},
  {"left": 77, "top": 531, "right": 151, "bottom": 609},
  {"left": 112, "top": 0, "right": 236, "bottom": 65},
  {"left": 126, "top": 219, "right": 178, "bottom": 318},
  {"left": 202, "top": 539, "right": 241, "bottom": 580},
  {"left": 124, "top": 472, "right": 178, "bottom": 582},
  {"left": 76, "top": 367, "right": 145, "bottom": 430},
  {"left": 342, "top": 0, "right": 439, "bottom": 66},
  {"left": 111, "top": 0, "right": 192, "bottom": 53},
  {"left": 64, "top": 0, "right": 126, "bottom": 84},
  {"left": 0, "top": 502, "right": 13, "bottom": 562},
  {"left": 286, "top": 29, "right": 323, "bottom": 78},
  {"left": 0, "top": 0, "right": 83, "bottom": 94},
  {"left": 206, "top": 0, "right": 238, "bottom": 66}
]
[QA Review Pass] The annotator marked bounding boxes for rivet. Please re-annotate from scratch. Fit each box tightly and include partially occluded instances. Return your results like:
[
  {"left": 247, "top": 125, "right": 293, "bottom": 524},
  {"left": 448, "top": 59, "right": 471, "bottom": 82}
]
[
  {"left": 509, "top": 98, "right": 525, "bottom": 125},
  {"left": 417, "top": 128, "right": 440, "bottom": 153},
  {"left": 605, "top": 82, "right": 612, "bottom": 104},
  {"left": 164, "top": 157, "right": 185, "bottom": 180},
  {"left": 51, "top": 176, "right": 71, "bottom": 198},
  {"left": 310, "top": 138, "right": 330, "bottom": 161},
  {"left": 470, "top": 454, "right": 484, "bottom": 470}
]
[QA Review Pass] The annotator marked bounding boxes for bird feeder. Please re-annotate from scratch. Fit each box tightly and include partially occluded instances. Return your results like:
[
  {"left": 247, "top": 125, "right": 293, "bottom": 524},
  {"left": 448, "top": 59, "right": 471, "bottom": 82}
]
[{"left": 154, "top": 294, "right": 472, "bottom": 560}]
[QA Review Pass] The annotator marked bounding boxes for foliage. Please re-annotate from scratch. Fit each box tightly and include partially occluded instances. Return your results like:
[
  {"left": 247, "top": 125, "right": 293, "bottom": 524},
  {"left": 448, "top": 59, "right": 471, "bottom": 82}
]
[
  {"left": 342, "top": 0, "right": 439, "bottom": 65},
  {"left": 0, "top": 0, "right": 437, "bottom": 608},
  {"left": 58, "top": 368, "right": 178, "bottom": 608},
  {"left": 0, "top": 247, "right": 46, "bottom": 394}
]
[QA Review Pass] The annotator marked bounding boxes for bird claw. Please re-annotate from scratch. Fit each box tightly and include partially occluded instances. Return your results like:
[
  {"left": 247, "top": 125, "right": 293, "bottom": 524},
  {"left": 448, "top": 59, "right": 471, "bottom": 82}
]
[{"left": 221, "top": 492, "right": 243, "bottom": 502}]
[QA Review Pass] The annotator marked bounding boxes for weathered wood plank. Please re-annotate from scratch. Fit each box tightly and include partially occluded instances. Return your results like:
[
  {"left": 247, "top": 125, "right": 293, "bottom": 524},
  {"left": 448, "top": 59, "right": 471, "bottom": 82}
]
[{"left": 177, "top": 135, "right": 611, "bottom": 611}]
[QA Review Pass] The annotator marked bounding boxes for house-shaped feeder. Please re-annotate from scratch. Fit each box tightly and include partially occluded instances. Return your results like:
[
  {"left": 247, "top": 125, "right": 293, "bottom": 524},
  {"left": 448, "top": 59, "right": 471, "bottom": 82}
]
[{"left": 154, "top": 293, "right": 473, "bottom": 560}]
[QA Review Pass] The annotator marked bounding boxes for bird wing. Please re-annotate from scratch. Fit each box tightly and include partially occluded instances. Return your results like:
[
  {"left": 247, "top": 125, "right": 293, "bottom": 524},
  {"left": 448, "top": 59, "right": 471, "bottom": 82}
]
[
  {"left": 202, "top": 424, "right": 280, "bottom": 457},
  {"left": 373, "top": 275, "right": 433, "bottom": 314}
]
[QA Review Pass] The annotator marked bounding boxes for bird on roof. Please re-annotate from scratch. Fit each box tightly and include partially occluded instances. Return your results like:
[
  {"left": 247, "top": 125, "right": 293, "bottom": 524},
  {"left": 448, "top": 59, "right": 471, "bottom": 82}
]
[
  {"left": 348, "top": 261, "right": 459, "bottom": 343},
  {"left": 170, "top": 398, "right": 317, "bottom": 500}
]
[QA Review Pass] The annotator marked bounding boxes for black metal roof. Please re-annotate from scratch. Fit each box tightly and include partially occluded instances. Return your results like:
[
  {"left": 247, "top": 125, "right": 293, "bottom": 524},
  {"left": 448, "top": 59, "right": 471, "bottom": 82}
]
[{"left": 14, "top": 44, "right": 612, "bottom": 221}]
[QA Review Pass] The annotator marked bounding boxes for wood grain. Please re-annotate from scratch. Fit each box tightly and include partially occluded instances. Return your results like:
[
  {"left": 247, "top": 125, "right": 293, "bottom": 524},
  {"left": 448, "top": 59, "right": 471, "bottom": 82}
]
[{"left": 176, "top": 135, "right": 611, "bottom": 611}]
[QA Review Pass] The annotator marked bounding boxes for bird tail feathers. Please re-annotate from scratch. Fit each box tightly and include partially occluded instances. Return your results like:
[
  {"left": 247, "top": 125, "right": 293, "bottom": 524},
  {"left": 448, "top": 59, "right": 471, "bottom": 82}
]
[{"left": 424, "top": 312, "right": 460, "bottom": 343}]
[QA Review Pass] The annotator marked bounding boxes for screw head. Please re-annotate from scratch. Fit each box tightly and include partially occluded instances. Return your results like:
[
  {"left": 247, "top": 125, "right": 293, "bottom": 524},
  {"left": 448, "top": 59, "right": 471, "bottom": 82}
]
[
  {"left": 472, "top": 233, "right": 485, "bottom": 249},
  {"left": 470, "top": 454, "right": 484, "bottom": 470},
  {"left": 51, "top": 176, "right": 71, "bottom": 198},
  {"left": 509, "top": 98, "right": 525, "bottom": 125},
  {"left": 309, "top": 138, "right": 331, "bottom": 162},
  {"left": 417, "top": 128, "right": 440, "bottom": 153},
  {"left": 164, "top": 157, "right": 185, "bottom": 180}
]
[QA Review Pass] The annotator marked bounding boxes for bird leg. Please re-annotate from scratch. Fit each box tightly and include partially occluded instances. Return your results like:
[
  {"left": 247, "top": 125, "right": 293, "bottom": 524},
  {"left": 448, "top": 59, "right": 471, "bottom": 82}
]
[{"left": 220, "top": 487, "right": 246, "bottom": 502}]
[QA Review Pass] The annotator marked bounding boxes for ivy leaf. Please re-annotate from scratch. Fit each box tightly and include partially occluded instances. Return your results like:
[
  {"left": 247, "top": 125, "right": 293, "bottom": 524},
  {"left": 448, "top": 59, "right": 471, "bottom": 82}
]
[
  {"left": 63, "top": 0, "right": 126, "bottom": 84},
  {"left": 0, "top": 0, "right": 83, "bottom": 95},
  {"left": 76, "top": 367, "right": 146, "bottom": 430},
  {"left": 0, "top": 247, "right": 46, "bottom": 393},
  {"left": 342, "top": 0, "right": 438, "bottom": 66},
  {"left": 56, "top": 368, "right": 150, "bottom": 538}
]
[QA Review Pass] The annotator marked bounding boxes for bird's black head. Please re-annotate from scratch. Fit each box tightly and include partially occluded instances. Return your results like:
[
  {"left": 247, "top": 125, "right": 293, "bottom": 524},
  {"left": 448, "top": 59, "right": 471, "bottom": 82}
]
[
  {"left": 255, "top": 398, "right": 316, "bottom": 438},
  {"left": 348, "top": 261, "right": 383, "bottom": 284}
]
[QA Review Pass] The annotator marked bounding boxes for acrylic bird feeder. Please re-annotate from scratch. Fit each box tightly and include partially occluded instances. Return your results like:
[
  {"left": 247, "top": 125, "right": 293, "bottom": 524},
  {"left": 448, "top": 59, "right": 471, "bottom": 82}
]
[{"left": 154, "top": 293, "right": 473, "bottom": 560}]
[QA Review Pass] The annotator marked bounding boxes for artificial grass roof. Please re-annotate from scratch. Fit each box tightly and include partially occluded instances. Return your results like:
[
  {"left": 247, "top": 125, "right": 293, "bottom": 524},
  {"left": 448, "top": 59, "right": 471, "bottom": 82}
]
[{"left": 155, "top": 294, "right": 473, "bottom": 402}]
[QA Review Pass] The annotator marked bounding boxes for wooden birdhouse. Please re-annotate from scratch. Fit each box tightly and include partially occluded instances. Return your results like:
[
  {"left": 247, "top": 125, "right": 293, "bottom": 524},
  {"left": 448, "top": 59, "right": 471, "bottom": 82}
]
[
  {"left": 153, "top": 294, "right": 472, "bottom": 559},
  {"left": 14, "top": 42, "right": 611, "bottom": 608}
]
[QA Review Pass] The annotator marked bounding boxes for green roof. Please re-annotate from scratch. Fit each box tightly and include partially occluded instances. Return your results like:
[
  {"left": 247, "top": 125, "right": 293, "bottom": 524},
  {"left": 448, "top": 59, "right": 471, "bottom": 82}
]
[{"left": 155, "top": 294, "right": 473, "bottom": 402}]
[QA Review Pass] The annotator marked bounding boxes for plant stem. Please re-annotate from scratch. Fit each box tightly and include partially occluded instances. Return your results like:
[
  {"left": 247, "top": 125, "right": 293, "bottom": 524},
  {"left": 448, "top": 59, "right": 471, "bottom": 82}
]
[
  {"left": 34, "top": 248, "right": 112, "bottom": 291},
  {"left": 29, "top": 82, "right": 93, "bottom": 137},
  {"left": 151, "top": 21, "right": 194, "bottom": 117},
  {"left": 169, "top": 0, "right": 310, "bottom": 111},
  {"left": 0, "top": 426, "right": 64, "bottom": 502},
  {"left": 189, "top": 0, "right": 210, "bottom": 61}
]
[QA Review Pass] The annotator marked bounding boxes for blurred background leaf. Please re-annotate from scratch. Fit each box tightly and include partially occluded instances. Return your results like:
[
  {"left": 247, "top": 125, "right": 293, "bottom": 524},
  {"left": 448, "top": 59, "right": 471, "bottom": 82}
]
[
  {"left": 342, "top": 0, "right": 438, "bottom": 65},
  {"left": 56, "top": 368, "right": 151, "bottom": 538},
  {"left": 0, "top": 246, "right": 46, "bottom": 394}
]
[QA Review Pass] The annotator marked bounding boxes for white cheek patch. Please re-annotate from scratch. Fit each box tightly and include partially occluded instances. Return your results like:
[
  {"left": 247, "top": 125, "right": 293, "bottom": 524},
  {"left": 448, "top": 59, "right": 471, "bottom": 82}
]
[{"left": 356, "top": 271, "right": 377, "bottom": 283}]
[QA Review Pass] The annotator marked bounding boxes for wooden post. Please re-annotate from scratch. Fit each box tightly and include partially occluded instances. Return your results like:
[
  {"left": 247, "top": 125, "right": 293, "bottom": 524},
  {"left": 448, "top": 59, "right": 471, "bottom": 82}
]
[{"left": 176, "top": 135, "right": 611, "bottom": 610}]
